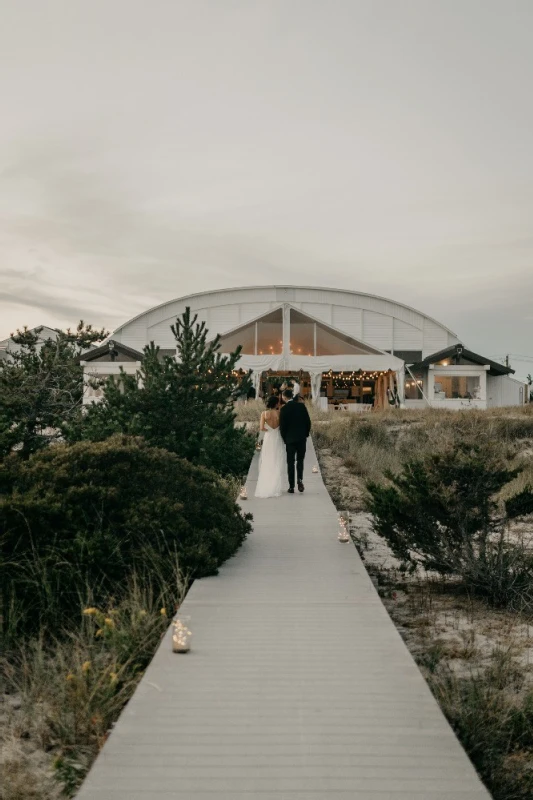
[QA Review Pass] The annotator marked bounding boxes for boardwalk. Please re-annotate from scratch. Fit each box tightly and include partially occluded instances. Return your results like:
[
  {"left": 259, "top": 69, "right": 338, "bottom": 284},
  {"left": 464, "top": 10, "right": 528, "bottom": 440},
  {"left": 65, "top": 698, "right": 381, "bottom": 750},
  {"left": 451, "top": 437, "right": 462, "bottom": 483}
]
[{"left": 77, "top": 441, "right": 491, "bottom": 799}]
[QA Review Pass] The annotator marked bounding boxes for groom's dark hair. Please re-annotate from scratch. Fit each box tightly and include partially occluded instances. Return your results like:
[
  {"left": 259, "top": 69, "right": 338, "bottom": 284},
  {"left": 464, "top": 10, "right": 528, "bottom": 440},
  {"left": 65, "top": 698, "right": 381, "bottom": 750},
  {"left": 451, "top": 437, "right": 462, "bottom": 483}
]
[{"left": 283, "top": 389, "right": 293, "bottom": 400}]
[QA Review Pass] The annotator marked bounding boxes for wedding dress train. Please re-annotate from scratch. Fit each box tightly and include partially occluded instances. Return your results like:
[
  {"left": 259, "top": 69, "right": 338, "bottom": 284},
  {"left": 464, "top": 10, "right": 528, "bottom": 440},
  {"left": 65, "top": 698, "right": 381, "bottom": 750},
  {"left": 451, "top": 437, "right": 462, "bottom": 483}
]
[{"left": 255, "top": 423, "right": 285, "bottom": 498}]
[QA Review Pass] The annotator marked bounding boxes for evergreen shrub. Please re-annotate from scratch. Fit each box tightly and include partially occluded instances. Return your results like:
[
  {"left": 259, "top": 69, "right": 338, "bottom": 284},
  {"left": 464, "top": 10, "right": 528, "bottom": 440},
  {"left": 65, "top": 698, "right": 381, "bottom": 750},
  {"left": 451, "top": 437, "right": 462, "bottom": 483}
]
[
  {"left": 367, "top": 441, "right": 533, "bottom": 607},
  {"left": 1, "top": 435, "right": 251, "bottom": 634}
]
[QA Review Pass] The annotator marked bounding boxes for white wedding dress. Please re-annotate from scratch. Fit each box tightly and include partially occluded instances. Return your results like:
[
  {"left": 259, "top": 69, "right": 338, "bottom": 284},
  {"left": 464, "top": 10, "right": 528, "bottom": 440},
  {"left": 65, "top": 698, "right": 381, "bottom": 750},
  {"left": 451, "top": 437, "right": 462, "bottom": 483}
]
[{"left": 255, "top": 422, "right": 285, "bottom": 498}]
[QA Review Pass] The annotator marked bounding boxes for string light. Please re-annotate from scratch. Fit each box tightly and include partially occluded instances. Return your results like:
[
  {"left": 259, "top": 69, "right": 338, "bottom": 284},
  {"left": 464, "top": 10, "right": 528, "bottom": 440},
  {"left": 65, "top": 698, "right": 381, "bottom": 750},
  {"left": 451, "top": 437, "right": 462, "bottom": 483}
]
[
  {"left": 172, "top": 619, "right": 192, "bottom": 653},
  {"left": 338, "top": 514, "right": 350, "bottom": 543}
]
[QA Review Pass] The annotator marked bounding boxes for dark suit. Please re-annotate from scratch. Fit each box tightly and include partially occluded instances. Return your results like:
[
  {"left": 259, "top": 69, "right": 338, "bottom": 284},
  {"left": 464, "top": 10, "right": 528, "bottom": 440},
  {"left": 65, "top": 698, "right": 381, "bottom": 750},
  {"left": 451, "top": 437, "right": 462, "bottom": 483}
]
[{"left": 279, "top": 400, "right": 312, "bottom": 488}]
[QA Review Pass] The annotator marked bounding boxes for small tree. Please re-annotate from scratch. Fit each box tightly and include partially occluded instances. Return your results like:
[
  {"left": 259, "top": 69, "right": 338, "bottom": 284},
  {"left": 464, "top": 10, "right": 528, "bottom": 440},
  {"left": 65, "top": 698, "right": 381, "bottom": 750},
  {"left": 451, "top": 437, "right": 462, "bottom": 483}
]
[
  {"left": 232, "top": 369, "right": 254, "bottom": 400},
  {"left": 76, "top": 309, "right": 254, "bottom": 477},
  {"left": 366, "top": 441, "right": 533, "bottom": 606},
  {"left": 0, "top": 322, "right": 108, "bottom": 459}
]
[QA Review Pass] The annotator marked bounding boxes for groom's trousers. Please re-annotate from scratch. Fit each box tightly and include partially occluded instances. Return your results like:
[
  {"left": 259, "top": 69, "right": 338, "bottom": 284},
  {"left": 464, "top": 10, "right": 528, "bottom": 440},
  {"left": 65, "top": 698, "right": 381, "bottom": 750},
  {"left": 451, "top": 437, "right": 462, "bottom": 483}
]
[{"left": 286, "top": 439, "right": 307, "bottom": 488}]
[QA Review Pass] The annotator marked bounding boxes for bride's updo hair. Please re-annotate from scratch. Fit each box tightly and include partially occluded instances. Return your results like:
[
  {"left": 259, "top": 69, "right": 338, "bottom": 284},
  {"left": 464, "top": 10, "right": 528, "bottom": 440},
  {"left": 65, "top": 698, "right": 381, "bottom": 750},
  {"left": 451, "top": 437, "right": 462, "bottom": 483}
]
[{"left": 266, "top": 395, "right": 279, "bottom": 409}]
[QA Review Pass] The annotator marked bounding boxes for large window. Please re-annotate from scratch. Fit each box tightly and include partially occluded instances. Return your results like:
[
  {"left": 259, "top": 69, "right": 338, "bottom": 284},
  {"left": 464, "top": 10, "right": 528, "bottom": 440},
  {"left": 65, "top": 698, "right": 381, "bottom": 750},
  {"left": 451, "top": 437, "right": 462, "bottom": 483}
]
[
  {"left": 256, "top": 309, "right": 283, "bottom": 355},
  {"left": 217, "top": 309, "right": 283, "bottom": 355},
  {"left": 289, "top": 309, "right": 315, "bottom": 355},
  {"left": 434, "top": 375, "right": 481, "bottom": 400},
  {"left": 218, "top": 306, "right": 381, "bottom": 357},
  {"left": 290, "top": 309, "right": 377, "bottom": 356}
]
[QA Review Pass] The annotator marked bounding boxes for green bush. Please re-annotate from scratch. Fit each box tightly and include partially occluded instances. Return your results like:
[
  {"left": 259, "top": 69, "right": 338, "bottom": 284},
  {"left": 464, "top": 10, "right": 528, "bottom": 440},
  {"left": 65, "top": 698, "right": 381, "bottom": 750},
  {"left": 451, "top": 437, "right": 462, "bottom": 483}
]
[
  {"left": 70, "top": 309, "right": 255, "bottom": 478},
  {"left": 367, "top": 441, "right": 533, "bottom": 607},
  {"left": 1, "top": 435, "right": 251, "bottom": 635}
]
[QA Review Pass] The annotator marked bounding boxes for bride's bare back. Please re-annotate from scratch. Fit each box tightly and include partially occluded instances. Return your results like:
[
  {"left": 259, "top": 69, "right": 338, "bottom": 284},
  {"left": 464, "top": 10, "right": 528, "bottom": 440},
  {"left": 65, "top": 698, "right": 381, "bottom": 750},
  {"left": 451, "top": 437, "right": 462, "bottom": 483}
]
[
  {"left": 256, "top": 406, "right": 284, "bottom": 498},
  {"left": 260, "top": 409, "right": 280, "bottom": 431}
]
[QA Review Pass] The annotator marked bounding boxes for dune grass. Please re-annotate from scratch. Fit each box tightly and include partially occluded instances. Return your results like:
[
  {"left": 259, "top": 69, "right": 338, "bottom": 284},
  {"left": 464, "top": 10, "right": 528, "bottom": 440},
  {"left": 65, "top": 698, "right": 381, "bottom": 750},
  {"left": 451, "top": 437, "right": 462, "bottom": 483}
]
[{"left": 2, "top": 574, "right": 185, "bottom": 799}]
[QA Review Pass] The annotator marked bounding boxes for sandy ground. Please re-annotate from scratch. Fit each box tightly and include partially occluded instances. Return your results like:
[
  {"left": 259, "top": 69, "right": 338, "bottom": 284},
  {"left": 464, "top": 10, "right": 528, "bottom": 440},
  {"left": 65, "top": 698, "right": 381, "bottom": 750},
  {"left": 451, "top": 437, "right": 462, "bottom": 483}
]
[{"left": 316, "top": 445, "right": 533, "bottom": 686}]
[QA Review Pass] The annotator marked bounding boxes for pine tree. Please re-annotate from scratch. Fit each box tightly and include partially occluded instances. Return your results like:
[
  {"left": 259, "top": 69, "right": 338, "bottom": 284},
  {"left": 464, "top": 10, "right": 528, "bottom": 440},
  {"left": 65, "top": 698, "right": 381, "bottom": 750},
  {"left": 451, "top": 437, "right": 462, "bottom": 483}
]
[
  {"left": 0, "top": 322, "right": 108, "bottom": 459},
  {"left": 78, "top": 308, "right": 254, "bottom": 477}
]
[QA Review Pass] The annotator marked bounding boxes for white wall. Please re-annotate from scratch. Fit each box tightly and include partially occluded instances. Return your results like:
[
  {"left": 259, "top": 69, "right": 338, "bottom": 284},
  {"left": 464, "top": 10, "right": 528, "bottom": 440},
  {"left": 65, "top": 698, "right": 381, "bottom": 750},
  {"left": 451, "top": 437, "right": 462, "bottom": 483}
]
[
  {"left": 112, "top": 286, "right": 459, "bottom": 358},
  {"left": 81, "top": 362, "right": 141, "bottom": 405},
  {"left": 405, "top": 369, "right": 528, "bottom": 410},
  {"left": 487, "top": 374, "right": 527, "bottom": 407}
]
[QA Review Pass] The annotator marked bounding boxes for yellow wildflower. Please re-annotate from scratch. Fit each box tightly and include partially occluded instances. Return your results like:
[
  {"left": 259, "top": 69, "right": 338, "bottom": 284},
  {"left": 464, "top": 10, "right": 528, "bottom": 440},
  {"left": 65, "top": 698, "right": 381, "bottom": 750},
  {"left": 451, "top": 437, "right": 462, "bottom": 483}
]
[
  {"left": 82, "top": 661, "right": 91, "bottom": 673},
  {"left": 104, "top": 617, "right": 114, "bottom": 627},
  {"left": 83, "top": 608, "right": 97, "bottom": 616},
  {"left": 95, "top": 629, "right": 104, "bottom": 637},
  {"left": 66, "top": 673, "right": 75, "bottom": 682},
  {"left": 139, "top": 610, "right": 147, "bottom": 617},
  {"left": 160, "top": 608, "right": 167, "bottom": 617}
]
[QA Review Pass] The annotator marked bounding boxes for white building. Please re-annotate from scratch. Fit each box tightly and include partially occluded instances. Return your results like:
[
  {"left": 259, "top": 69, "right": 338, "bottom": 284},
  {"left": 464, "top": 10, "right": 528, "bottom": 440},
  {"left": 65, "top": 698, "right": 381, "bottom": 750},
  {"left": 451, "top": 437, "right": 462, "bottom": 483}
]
[
  {"left": 0, "top": 326, "right": 59, "bottom": 361},
  {"left": 79, "top": 286, "right": 528, "bottom": 409},
  {"left": 406, "top": 344, "right": 528, "bottom": 409}
]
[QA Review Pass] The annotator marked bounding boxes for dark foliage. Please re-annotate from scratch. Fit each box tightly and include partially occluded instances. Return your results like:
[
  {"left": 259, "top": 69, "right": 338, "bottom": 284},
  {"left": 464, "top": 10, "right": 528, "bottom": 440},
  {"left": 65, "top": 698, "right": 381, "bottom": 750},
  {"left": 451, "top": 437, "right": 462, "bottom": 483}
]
[
  {"left": 368, "top": 441, "right": 516, "bottom": 571},
  {"left": 0, "top": 322, "right": 108, "bottom": 459},
  {"left": 366, "top": 442, "right": 533, "bottom": 606},
  {"left": 1, "top": 436, "right": 251, "bottom": 635},
  {"left": 71, "top": 308, "right": 254, "bottom": 477},
  {"left": 505, "top": 485, "right": 533, "bottom": 519}
]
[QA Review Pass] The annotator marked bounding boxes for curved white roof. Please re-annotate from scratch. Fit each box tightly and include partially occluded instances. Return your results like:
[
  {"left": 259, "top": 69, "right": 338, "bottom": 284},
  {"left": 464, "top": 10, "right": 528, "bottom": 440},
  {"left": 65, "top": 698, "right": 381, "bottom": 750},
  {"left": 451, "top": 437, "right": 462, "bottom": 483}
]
[{"left": 112, "top": 285, "right": 459, "bottom": 359}]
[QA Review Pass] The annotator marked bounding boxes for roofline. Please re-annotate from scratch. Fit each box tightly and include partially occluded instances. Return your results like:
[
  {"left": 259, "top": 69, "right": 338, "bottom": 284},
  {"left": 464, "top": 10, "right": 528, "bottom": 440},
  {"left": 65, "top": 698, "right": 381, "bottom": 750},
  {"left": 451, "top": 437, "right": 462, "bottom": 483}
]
[
  {"left": 77, "top": 340, "right": 144, "bottom": 363},
  {"left": 411, "top": 344, "right": 515, "bottom": 376},
  {"left": 110, "top": 285, "right": 459, "bottom": 340},
  {"left": 0, "top": 325, "right": 59, "bottom": 346}
]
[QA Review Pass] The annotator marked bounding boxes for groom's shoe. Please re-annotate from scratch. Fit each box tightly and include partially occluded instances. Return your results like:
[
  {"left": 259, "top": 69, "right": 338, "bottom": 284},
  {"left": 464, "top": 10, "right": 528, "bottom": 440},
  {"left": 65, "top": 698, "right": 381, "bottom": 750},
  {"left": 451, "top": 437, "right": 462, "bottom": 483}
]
[
  {"left": 288, "top": 487, "right": 295, "bottom": 494},
  {"left": 298, "top": 481, "right": 305, "bottom": 493}
]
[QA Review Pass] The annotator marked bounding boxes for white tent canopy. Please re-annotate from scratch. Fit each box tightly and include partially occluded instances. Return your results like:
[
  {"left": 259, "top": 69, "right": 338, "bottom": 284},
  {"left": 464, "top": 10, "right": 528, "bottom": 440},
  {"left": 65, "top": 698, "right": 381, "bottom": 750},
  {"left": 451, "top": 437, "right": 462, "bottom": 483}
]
[
  {"left": 232, "top": 353, "right": 404, "bottom": 373},
  {"left": 215, "top": 304, "right": 406, "bottom": 404}
]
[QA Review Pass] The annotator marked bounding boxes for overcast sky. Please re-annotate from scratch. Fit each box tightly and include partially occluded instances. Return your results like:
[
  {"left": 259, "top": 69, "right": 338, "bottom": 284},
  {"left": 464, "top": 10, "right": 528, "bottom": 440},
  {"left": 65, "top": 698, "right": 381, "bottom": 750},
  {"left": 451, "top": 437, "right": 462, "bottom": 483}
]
[{"left": 1, "top": 0, "right": 532, "bottom": 377}]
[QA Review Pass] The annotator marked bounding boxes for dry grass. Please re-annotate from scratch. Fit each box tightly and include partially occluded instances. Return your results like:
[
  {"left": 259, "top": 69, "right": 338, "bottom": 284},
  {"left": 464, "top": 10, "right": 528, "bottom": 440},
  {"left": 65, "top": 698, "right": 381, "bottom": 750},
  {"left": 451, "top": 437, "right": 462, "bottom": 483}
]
[
  {"left": 316, "top": 421, "right": 533, "bottom": 800},
  {"left": 1, "top": 576, "right": 186, "bottom": 799},
  {"left": 314, "top": 405, "right": 533, "bottom": 487},
  {"left": 234, "top": 398, "right": 333, "bottom": 424},
  {"left": 233, "top": 399, "right": 265, "bottom": 422}
]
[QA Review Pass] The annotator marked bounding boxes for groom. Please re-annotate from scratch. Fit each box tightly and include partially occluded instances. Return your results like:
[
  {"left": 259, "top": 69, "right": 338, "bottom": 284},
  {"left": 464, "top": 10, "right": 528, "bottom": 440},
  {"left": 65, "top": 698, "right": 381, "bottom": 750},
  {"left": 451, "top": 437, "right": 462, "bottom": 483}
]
[{"left": 279, "top": 389, "right": 312, "bottom": 494}]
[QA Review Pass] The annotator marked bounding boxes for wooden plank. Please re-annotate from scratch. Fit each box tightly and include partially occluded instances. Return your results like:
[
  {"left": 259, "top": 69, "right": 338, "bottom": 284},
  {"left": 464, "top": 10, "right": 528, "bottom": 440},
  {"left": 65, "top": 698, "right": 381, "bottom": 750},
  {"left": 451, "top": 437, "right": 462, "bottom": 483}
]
[{"left": 76, "top": 441, "right": 490, "bottom": 799}]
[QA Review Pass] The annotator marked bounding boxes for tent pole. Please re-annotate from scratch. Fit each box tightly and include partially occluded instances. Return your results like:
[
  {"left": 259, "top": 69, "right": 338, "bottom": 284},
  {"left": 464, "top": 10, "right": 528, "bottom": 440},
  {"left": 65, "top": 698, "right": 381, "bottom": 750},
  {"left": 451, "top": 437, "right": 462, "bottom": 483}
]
[{"left": 405, "top": 364, "right": 431, "bottom": 406}]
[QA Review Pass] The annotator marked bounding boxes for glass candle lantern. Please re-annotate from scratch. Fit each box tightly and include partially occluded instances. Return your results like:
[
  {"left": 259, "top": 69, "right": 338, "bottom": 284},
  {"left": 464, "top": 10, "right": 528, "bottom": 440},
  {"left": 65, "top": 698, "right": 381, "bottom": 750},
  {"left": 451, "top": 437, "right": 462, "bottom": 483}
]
[
  {"left": 338, "top": 514, "right": 350, "bottom": 542},
  {"left": 172, "top": 617, "right": 192, "bottom": 653}
]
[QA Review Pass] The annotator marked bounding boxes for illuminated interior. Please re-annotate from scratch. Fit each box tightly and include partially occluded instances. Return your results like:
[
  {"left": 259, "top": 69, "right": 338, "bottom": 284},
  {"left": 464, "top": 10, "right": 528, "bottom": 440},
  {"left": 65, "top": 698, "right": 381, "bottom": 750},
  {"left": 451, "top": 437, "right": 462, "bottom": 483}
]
[
  {"left": 289, "top": 309, "right": 378, "bottom": 356},
  {"left": 217, "top": 307, "right": 381, "bottom": 357},
  {"left": 217, "top": 309, "right": 283, "bottom": 355},
  {"left": 434, "top": 375, "right": 481, "bottom": 400}
]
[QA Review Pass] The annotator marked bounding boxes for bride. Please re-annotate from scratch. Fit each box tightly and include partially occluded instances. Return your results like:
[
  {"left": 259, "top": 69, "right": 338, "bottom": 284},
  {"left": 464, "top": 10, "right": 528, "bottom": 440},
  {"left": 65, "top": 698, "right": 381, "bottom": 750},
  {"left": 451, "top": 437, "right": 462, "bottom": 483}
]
[{"left": 255, "top": 395, "right": 285, "bottom": 498}]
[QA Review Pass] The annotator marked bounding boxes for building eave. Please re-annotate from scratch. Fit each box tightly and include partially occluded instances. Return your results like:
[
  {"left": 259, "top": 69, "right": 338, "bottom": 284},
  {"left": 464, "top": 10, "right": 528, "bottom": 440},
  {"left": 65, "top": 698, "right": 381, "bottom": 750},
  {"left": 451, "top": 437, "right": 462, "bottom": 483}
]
[{"left": 410, "top": 344, "right": 514, "bottom": 376}]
